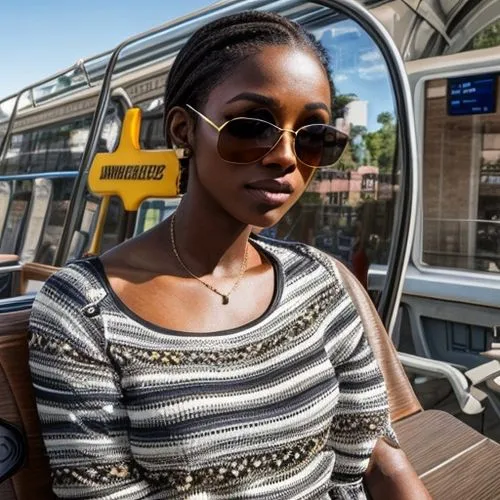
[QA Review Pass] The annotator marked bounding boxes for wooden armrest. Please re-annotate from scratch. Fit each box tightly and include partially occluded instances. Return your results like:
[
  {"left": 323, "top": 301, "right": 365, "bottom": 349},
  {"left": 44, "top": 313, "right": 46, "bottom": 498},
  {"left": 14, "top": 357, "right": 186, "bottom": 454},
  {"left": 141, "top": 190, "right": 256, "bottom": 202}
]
[
  {"left": 0, "top": 254, "right": 20, "bottom": 265},
  {"left": 20, "top": 262, "right": 59, "bottom": 293}
]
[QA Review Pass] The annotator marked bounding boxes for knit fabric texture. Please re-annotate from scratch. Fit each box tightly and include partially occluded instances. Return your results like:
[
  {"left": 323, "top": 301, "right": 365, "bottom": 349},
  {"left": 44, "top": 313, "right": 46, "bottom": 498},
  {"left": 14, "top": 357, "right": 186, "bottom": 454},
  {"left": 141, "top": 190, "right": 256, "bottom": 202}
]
[{"left": 28, "top": 237, "right": 397, "bottom": 499}]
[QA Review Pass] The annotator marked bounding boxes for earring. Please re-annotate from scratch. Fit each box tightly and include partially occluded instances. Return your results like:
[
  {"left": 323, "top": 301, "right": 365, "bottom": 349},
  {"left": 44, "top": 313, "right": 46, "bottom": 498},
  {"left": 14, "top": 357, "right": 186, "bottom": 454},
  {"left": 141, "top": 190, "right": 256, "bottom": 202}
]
[{"left": 175, "top": 146, "right": 192, "bottom": 159}]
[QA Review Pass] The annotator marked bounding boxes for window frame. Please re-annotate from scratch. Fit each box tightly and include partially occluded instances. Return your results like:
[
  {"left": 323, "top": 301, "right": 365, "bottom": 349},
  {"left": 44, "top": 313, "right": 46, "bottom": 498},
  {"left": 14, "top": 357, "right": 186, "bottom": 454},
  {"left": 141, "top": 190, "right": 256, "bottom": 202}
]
[{"left": 412, "top": 63, "right": 500, "bottom": 278}]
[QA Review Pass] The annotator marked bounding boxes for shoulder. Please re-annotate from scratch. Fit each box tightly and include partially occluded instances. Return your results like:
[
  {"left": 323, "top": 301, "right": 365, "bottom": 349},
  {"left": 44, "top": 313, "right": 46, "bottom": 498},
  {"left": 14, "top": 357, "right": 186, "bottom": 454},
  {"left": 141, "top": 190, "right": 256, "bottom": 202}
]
[
  {"left": 33, "top": 257, "right": 105, "bottom": 308},
  {"left": 29, "top": 257, "right": 109, "bottom": 356},
  {"left": 30, "top": 257, "right": 107, "bottom": 332}
]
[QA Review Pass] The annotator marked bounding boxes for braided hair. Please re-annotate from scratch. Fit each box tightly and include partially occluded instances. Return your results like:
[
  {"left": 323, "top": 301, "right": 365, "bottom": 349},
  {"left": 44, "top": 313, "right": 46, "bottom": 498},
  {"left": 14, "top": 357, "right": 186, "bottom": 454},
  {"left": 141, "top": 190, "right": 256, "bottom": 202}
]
[{"left": 164, "top": 10, "right": 334, "bottom": 192}]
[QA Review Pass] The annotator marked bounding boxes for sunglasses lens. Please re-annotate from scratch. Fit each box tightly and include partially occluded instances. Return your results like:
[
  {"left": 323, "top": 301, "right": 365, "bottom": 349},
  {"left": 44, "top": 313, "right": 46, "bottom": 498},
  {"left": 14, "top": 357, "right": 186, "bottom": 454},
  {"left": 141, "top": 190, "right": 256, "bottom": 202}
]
[
  {"left": 218, "top": 118, "right": 281, "bottom": 163},
  {"left": 295, "top": 125, "right": 349, "bottom": 167}
]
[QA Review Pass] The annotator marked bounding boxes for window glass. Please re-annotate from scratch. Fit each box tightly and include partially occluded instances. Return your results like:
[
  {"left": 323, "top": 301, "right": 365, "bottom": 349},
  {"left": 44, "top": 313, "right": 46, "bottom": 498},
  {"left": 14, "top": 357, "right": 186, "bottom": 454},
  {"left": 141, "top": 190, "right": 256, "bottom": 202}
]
[
  {"left": 1, "top": 102, "right": 122, "bottom": 176},
  {"left": 134, "top": 197, "right": 180, "bottom": 236},
  {"left": 0, "top": 180, "right": 32, "bottom": 254},
  {"left": 101, "top": 196, "right": 127, "bottom": 254},
  {"left": 67, "top": 196, "right": 100, "bottom": 261},
  {"left": 422, "top": 75, "right": 500, "bottom": 273},
  {"left": 20, "top": 178, "right": 53, "bottom": 262},
  {"left": 260, "top": 17, "right": 398, "bottom": 289},
  {"left": 0, "top": 118, "right": 9, "bottom": 149},
  {"left": 464, "top": 20, "right": 500, "bottom": 51},
  {"left": 0, "top": 181, "right": 11, "bottom": 239},
  {"left": 0, "top": 123, "right": 7, "bottom": 147},
  {"left": 138, "top": 98, "right": 165, "bottom": 150},
  {"left": 35, "top": 177, "right": 74, "bottom": 264}
]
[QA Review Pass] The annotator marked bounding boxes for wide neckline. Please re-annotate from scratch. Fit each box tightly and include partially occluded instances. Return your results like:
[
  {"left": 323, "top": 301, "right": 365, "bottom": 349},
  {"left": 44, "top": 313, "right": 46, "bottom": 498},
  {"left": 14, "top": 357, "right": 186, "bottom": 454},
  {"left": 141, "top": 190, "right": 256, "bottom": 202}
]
[{"left": 89, "top": 236, "right": 285, "bottom": 338}]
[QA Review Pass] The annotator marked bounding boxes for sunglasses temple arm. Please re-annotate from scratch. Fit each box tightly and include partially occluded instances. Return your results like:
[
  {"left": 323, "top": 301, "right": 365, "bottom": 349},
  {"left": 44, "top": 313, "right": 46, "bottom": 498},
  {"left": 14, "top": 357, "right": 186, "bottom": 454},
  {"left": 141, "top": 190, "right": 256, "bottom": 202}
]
[{"left": 186, "top": 104, "right": 222, "bottom": 132}]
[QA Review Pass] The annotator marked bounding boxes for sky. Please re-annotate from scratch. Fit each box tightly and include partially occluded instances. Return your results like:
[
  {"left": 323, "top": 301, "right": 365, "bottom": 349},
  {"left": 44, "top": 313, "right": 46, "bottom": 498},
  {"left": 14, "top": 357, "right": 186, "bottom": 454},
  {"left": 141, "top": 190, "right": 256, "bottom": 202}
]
[
  {"left": 0, "top": 0, "right": 214, "bottom": 98},
  {"left": 0, "top": 1, "right": 395, "bottom": 131}
]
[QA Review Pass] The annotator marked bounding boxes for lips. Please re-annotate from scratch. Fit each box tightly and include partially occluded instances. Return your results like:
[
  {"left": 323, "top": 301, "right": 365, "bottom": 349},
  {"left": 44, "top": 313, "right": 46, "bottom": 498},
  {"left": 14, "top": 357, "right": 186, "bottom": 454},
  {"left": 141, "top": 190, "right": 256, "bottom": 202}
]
[
  {"left": 245, "top": 178, "right": 293, "bottom": 193},
  {"left": 244, "top": 178, "right": 294, "bottom": 206}
]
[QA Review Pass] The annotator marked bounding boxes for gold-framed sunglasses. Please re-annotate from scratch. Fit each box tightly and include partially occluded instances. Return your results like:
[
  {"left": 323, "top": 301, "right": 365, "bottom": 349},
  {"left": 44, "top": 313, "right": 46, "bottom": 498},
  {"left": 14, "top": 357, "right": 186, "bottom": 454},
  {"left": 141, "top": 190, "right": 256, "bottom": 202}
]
[{"left": 186, "top": 104, "right": 349, "bottom": 168}]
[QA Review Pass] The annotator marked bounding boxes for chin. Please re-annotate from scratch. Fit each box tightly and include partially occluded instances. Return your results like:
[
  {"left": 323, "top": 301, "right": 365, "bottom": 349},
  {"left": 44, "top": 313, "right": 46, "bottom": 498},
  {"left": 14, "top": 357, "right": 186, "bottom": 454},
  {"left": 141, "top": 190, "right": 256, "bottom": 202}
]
[{"left": 237, "top": 206, "right": 289, "bottom": 231}]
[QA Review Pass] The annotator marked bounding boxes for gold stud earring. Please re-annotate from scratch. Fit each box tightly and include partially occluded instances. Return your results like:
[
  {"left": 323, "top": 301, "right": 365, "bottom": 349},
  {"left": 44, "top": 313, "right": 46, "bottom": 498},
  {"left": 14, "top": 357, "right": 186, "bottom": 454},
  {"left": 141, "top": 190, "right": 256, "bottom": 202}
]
[{"left": 175, "top": 146, "right": 192, "bottom": 159}]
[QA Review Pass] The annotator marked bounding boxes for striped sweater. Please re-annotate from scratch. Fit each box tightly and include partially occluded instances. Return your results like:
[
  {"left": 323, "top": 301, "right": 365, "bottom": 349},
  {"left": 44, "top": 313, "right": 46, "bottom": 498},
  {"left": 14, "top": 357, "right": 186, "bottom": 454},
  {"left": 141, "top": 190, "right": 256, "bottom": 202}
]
[{"left": 29, "top": 237, "right": 397, "bottom": 500}]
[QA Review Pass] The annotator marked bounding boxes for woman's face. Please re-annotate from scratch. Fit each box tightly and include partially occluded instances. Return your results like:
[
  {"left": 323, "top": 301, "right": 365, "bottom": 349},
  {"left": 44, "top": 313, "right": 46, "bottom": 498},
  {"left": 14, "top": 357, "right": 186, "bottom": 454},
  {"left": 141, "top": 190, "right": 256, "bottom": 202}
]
[{"left": 188, "top": 45, "right": 332, "bottom": 228}]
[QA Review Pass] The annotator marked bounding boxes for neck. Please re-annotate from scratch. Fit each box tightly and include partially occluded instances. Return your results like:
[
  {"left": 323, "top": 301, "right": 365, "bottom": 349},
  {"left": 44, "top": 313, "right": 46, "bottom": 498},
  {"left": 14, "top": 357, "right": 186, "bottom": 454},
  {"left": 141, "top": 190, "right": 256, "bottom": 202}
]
[{"left": 170, "top": 191, "right": 252, "bottom": 278}]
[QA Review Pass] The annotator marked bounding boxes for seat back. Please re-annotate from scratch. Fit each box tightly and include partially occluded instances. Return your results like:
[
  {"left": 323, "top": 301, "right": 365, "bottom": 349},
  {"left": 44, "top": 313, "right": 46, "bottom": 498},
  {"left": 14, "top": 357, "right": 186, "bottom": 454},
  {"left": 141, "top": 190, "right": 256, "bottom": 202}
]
[
  {"left": 0, "top": 308, "right": 54, "bottom": 500},
  {"left": 337, "top": 261, "right": 422, "bottom": 422},
  {"left": 19, "top": 262, "right": 58, "bottom": 295}
]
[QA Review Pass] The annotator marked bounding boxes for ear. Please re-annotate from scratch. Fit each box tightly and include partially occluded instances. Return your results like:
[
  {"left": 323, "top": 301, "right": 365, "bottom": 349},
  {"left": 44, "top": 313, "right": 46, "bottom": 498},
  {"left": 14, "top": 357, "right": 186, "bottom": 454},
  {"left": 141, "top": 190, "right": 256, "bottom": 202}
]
[{"left": 165, "top": 106, "right": 193, "bottom": 148}]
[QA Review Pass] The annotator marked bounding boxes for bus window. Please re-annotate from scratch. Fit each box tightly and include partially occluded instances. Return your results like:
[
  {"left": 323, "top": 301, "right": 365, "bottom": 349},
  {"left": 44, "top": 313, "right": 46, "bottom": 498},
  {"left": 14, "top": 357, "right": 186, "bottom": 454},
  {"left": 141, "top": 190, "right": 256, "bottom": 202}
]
[
  {"left": 134, "top": 197, "right": 180, "bottom": 236},
  {"left": 260, "top": 16, "right": 398, "bottom": 290},
  {"left": 35, "top": 177, "right": 72, "bottom": 265},
  {"left": 1, "top": 102, "right": 122, "bottom": 176},
  {"left": 465, "top": 20, "right": 500, "bottom": 51},
  {"left": 0, "top": 102, "right": 123, "bottom": 260},
  {"left": 0, "top": 181, "right": 11, "bottom": 240},
  {"left": 67, "top": 196, "right": 100, "bottom": 261},
  {"left": 0, "top": 181, "right": 32, "bottom": 254},
  {"left": 20, "top": 178, "right": 53, "bottom": 262},
  {"left": 2, "top": 116, "right": 91, "bottom": 175},
  {"left": 100, "top": 196, "right": 127, "bottom": 254},
  {"left": 421, "top": 75, "right": 500, "bottom": 273},
  {"left": 139, "top": 97, "right": 165, "bottom": 150}
]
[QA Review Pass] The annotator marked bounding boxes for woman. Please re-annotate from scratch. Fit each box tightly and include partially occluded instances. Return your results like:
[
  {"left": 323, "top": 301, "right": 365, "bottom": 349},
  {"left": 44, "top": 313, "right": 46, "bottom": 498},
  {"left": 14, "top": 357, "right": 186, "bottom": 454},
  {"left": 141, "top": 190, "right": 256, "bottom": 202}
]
[{"left": 29, "top": 11, "right": 430, "bottom": 500}]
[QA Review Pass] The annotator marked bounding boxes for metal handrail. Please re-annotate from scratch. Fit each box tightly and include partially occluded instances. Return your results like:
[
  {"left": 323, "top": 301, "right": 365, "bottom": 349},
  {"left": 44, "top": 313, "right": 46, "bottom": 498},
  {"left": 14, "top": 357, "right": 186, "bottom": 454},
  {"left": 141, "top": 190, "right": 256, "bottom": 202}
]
[
  {"left": 425, "top": 217, "right": 500, "bottom": 225},
  {"left": 0, "top": 50, "right": 113, "bottom": 168},
  {"left": 0, "top": 92, "right": 19, "bottom": 163},
  {"left": 312, "top": 0, "right": 418, "bottom": 334},
  {"left": 401, "top": 353, "right": 485, "bottom": 415},
  {"left": 0, "top": 171, "right": 79, "bottom": 182}
]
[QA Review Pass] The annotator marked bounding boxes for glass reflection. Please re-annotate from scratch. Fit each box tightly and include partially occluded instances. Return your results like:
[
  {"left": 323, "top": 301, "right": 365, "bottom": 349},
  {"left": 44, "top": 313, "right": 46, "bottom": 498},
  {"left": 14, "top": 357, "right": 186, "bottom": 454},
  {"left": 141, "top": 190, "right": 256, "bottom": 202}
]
[{"left": 261, "top": 19, "right": 398, "bottom": 290}]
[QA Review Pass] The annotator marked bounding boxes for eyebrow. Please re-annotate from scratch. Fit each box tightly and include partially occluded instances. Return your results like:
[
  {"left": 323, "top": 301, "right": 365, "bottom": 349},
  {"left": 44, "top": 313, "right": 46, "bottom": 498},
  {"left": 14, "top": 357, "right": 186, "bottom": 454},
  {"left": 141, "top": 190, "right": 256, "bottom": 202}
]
[
  {"left": 226, "top": 92, "right": 331, "bottom": 116},
  {"left": 305, "top": 102, "right": 331, "bottom": 115},
  {"left": 226, "top": 92, "right": 276, "bottom": 107}
]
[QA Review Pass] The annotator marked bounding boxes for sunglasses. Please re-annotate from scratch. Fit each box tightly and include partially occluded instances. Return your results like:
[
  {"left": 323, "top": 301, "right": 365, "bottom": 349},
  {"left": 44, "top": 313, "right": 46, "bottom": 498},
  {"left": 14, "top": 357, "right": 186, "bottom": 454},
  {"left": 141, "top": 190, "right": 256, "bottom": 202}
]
[{"left": 186, "top": 104, "right": 349, "bottom": 168}]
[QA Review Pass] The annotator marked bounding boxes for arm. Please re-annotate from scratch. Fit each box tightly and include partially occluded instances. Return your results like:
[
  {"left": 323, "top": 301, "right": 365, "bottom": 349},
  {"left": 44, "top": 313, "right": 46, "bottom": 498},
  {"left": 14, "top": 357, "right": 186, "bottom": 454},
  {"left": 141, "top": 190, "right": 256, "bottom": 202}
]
[
  {"left": 28, "top": 268, "right": 155, "bottom": 499},
  {"left": 365, "top": 438, "right": 432, "bottom": 500}
]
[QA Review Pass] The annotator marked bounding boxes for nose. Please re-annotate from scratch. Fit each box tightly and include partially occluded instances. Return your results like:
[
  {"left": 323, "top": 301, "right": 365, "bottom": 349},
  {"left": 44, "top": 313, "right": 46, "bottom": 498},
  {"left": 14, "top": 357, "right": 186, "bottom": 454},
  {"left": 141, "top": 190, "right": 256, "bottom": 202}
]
[{"left": 260, "top": 131, "right": 296, "bottom": 170}]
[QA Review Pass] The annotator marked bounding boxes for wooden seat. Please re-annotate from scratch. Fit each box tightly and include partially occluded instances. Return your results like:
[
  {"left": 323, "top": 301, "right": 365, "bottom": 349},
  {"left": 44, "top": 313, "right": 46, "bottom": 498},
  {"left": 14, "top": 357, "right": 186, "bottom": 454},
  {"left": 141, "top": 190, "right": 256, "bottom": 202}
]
[
  {"left": 337, "top": 261, "right": 500, "bottom": 499},
  {"left": 0, "top": 262, "right": 57, "bottom": 499},
  {"left": 0, "top": 309, "right": 54, "bottom": 500},
  {"left": 337, "top": 261, "right": 423, "bottom": 422}
]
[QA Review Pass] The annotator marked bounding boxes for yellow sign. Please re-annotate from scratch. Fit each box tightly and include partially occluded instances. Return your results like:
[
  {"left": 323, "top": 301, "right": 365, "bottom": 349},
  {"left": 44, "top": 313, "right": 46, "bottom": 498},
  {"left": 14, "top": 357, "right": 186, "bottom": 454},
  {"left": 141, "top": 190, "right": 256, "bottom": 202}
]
[{"left": 88, "top": 108, "right": 180, "bottom": 211}]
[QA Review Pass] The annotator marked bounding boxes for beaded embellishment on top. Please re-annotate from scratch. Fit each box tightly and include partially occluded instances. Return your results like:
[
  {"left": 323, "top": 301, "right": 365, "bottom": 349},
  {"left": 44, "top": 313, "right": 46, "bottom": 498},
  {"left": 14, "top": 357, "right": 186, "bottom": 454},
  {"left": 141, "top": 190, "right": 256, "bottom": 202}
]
[
  {"left": 109, "top": 286, "right": 337, "bottom": 368},
  {"left": 331, "top": 411, "right": 390, "bottom": 435},
  {"left": 52, "top": 461, "right": 141, "bottom": 487},
  {"left": 143, "top": 428, "right": 330, "bottom": 493}
]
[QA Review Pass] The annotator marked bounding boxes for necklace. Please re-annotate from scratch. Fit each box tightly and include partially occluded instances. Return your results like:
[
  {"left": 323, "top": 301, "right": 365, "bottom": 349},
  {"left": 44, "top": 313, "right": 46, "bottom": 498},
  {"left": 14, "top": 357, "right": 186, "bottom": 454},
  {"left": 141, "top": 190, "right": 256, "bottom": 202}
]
[{"left": 169, "top": 213, "right": 249, "bottom": 305}]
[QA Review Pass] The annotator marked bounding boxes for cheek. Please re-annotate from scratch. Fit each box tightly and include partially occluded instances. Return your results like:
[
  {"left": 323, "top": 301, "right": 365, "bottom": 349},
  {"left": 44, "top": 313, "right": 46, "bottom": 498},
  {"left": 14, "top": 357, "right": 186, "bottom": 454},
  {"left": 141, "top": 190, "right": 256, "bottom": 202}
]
[
  {"left": 297, "top": 164, "right": 316, "bottom": 190},
  {"left": 193, "top": 148, "right": 236, "bottom": 196},
  {"left": 192, "top": 129, "right": 224, "bottom": 180}
]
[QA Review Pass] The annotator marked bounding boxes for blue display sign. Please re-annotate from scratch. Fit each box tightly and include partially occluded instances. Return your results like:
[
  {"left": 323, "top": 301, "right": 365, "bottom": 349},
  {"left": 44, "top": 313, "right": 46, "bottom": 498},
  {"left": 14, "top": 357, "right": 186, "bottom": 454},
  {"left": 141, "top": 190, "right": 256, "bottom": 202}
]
[{"left": 448, "top": 74, "right": 497, "bottom": 116}]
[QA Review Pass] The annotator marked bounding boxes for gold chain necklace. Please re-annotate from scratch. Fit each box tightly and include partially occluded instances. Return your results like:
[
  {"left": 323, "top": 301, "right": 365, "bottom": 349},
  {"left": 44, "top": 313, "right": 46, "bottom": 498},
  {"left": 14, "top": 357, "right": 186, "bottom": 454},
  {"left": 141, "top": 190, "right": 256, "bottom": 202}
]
[{"left": 170, "top": 213, "right": 249, "bottom": 305}]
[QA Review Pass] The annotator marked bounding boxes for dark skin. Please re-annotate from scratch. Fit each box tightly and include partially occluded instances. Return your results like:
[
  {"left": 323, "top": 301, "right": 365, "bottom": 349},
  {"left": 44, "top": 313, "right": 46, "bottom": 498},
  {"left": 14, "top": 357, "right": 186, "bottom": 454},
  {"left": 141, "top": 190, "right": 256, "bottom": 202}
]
[{"left": 101, "top": 45, "right": 431, "bottom": 498}]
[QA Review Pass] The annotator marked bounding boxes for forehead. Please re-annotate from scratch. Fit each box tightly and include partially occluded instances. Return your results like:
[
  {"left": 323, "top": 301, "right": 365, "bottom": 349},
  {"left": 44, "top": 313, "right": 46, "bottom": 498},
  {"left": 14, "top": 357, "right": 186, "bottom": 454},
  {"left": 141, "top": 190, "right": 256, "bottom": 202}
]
[{"left": 204, "top": 45, "right": 331, "bottom": 113}]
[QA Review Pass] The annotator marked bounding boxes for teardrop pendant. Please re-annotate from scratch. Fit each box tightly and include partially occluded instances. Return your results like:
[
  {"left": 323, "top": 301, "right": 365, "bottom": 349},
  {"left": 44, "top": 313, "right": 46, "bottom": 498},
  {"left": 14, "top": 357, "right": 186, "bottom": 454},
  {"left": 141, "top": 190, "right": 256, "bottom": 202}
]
[{"left": 222, "top": 295, "right": 229, "bottom": 305}]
